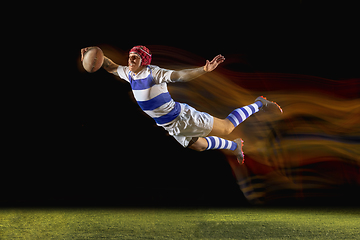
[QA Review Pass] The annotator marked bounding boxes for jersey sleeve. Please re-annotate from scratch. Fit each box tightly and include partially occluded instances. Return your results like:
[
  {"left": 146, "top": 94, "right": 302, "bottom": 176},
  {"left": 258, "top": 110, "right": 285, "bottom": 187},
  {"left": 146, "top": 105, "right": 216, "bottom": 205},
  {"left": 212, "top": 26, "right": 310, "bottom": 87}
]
[
  {"left": 117, "top": 65, "right": 130, "bottom": 82},
  {"left": 150, "top": 65, "right": 174, "bottom": 84}
]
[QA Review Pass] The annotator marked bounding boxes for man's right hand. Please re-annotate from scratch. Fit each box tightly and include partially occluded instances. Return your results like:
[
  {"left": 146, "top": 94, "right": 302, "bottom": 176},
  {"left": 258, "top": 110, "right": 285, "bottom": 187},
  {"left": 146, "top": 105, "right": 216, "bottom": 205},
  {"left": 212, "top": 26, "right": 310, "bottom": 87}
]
[{"left": 80, "top": 47, "right": 89, "bottom": 62}]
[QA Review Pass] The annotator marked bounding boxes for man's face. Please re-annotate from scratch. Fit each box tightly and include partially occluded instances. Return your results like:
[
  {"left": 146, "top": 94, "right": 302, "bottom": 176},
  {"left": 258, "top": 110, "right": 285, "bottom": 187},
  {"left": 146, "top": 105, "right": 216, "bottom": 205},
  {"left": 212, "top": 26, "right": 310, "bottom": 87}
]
[{"left": 128, "top": 53, "right": 142, "bottom": 73}]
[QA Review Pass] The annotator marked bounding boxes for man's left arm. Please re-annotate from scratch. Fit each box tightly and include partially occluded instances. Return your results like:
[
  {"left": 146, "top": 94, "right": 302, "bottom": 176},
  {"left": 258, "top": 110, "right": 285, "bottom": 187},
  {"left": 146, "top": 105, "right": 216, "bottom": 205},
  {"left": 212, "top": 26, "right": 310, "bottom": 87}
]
[{"left": 170, "top": 54, "right": 225, "bottom": 82}]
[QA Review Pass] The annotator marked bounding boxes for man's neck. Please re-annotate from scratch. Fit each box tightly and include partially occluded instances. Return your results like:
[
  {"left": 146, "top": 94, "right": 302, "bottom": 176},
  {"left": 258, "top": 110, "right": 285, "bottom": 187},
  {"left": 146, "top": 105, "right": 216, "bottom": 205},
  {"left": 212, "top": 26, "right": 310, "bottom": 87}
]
[{"left": 133, "top": 66, "right": 146, "bottom": 75}]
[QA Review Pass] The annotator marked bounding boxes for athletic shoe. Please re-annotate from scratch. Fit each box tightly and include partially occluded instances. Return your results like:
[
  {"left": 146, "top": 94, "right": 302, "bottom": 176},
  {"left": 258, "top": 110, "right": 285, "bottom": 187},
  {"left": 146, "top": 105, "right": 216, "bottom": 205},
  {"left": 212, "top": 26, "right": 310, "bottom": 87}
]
[
  {"left": 255, "top": 96, "right": 283, "bottom": 114},
  {"left": 233, "top": 138, "right": 244, "bottom": 164}
]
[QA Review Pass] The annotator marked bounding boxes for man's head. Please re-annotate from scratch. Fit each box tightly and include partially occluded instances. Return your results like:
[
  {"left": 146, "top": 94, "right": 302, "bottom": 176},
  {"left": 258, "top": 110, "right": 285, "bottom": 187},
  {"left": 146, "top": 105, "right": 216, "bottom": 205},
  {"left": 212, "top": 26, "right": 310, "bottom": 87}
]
[{"left": 128, "top": 45, "right": 152, "bottom": 73}]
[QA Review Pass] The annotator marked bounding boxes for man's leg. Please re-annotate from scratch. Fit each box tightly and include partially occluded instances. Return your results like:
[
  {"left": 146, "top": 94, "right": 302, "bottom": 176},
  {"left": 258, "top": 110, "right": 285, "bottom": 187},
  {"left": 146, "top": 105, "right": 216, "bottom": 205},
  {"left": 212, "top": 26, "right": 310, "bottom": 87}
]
[
  {"left": 189, "top": 136, "right": 244, "bottom": 163},
  {"left": 226, "top": 101, "right": 263, "bottom": 129},
  {"left": 208, "top": 96, "right": 282, "bottom": 136},
  {"left": 186, "top": 97, "right": 281, "bottom": 164},
  {"left": 187, "top": 137, "right": 208, "bottom": 151},
  {"left": 208, "top": 100, "right": 263, "bottom": 136},
  {"left": 188, "top": 99, "right": 264, "bottom": 150}
]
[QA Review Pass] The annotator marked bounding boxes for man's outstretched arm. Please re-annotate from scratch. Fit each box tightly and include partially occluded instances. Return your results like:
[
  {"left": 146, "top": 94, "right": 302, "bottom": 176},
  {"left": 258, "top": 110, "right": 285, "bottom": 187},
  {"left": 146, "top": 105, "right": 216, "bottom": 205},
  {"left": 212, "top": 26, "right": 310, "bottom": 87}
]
[
  {"left": 102, "top": 56, "right": 119, "bottom": 76},
  {"left": 170, "top": 54, "right": 225, "bottom": 82}
]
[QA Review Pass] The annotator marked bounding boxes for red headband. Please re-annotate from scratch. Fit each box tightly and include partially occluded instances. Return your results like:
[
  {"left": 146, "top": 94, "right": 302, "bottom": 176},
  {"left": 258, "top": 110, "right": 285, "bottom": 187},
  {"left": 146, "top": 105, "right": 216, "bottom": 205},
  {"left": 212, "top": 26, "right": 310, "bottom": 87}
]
[{"left": 129, "top": 45, "right": 152, "bottom": 66}]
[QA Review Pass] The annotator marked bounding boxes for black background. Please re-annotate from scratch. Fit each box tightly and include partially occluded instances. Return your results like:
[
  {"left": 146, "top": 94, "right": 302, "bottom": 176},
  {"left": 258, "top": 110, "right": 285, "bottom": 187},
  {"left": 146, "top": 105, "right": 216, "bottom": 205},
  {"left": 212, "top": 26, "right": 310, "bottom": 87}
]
[{"left": 5, "top": 1, "right": 359, "bottom": 207}]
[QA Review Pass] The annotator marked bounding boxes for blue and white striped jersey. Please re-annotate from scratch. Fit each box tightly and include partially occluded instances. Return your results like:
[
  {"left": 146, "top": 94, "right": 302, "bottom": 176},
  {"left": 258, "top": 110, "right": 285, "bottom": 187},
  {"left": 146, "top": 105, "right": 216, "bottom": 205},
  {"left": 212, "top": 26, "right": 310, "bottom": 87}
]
[{"left": 117, "top": 65, "right": 182, "bottom": 125}]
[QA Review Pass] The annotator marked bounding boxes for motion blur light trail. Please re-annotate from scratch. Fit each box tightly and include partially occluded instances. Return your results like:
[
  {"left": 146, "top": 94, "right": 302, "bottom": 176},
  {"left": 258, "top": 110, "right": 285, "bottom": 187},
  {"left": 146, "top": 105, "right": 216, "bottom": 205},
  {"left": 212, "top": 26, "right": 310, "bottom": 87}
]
[
  {"left": 100, "top": 45, "right": 360, "bottom": 204},
  {"left": 153, "top": 46, "right": 360, "bottom": 205},
  {"left": 199, "top": 74, "right": 360, "bottom": 204}
]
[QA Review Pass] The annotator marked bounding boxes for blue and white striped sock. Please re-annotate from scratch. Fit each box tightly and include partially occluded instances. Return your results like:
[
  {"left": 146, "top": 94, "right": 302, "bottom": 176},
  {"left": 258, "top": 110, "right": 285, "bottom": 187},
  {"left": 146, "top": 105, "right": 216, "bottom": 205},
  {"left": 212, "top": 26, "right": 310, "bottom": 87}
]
[
  {"left": 204, "top": 136, "right": 237, "bottom": 151},
  {"left": 226, "top": 101, "right": 263, "bottom": 127}
]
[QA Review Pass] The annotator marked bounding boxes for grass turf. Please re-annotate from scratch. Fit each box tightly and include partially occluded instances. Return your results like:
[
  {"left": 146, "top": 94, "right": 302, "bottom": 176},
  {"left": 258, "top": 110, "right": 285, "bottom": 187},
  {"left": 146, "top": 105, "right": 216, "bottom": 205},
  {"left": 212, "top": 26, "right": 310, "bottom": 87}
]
[{"left": 0, "top": 207, "right": 359, "bottom": 239}]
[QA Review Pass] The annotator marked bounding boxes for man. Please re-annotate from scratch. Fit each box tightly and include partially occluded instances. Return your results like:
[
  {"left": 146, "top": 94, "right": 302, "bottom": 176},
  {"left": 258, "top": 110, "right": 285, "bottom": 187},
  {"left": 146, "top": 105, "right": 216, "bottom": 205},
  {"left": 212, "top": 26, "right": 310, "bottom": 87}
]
[{"left": 80, "top": 45, "right": 282, "bottom": 163}]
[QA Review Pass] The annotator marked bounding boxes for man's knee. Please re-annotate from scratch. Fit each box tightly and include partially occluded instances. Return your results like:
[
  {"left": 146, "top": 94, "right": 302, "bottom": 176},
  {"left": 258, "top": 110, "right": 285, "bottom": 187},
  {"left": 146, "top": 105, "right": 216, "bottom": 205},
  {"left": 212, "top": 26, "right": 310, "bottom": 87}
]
[
  {"left": 224, "top": 124, "right": 234, "bottom": 135},
  {"left": 220, "top": 119, "right": 234, "bottom": 135},
  {"left": 211, "top": 118, "right": 234, "bottom": 136}
]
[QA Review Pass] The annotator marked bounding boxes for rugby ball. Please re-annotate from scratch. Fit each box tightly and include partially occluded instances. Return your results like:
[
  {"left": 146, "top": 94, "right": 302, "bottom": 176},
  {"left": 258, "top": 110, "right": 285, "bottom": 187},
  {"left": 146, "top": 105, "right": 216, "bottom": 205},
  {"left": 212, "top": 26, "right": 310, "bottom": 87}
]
[{"left": 82, "top": 47, "right": 104, "bottom": 73}]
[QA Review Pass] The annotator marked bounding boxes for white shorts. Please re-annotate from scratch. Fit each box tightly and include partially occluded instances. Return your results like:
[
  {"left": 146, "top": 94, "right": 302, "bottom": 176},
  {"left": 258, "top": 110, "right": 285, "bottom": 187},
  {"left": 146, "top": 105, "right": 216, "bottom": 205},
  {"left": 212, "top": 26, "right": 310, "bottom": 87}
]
[{"left": 161, "top": 103, "right": 214, "bottom": 147}]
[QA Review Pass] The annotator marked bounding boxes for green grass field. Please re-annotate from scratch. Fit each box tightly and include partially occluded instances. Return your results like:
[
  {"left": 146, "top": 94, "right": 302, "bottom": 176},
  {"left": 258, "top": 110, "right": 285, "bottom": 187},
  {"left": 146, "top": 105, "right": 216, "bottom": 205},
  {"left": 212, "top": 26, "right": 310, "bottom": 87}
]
[{"left": 1, "top": 207, "right": 359, "bottom": 239}]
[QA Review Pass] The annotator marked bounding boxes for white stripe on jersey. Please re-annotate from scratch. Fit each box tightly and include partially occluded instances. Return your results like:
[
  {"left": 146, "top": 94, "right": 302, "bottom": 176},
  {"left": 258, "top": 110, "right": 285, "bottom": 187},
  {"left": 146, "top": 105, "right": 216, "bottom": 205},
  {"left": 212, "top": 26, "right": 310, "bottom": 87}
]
[{"left": 132, "top": 83, "right": 168, "bottom": 101}]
